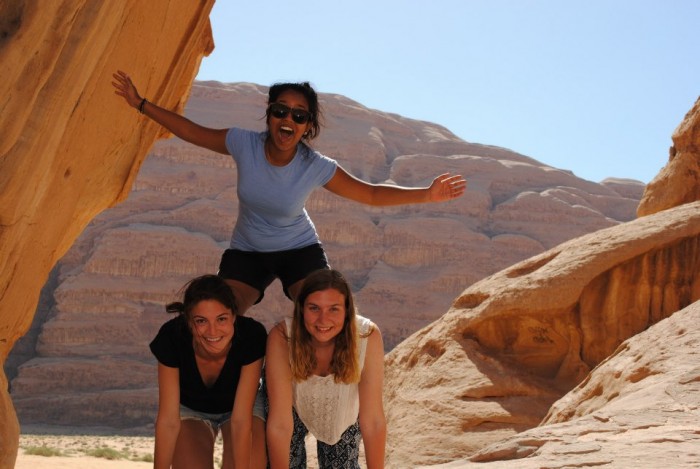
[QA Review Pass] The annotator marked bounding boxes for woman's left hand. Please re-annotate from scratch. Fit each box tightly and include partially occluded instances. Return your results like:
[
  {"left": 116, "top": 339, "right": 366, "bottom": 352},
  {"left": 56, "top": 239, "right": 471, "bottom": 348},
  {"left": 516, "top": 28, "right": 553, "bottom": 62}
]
[{"left": 428, "top": 173, "right": 467, "bottom": 202}]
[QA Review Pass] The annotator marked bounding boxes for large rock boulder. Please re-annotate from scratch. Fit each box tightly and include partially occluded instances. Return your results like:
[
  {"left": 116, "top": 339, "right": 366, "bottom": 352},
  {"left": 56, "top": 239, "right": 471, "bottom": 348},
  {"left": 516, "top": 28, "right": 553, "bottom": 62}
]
[
  {"left": 385, "top": 201, "right": 700, "bottom": 467},
  {"left": 421, "top": 300, "right": 700, "bottom": 468},
  {"left": 0, "top": 1, "right": 214, "bottom": 466}
]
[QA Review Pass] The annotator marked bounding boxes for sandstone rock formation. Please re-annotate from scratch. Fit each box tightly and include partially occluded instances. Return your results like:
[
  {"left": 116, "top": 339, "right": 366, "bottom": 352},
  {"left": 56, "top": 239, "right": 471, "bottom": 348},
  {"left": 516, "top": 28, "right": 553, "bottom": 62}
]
[
  {"left": 0, "top": 1, "right": 214, "bottom": 466},
  {"left": 7, "top": 81, "right": 645, "bottom": 431},
  {"left": 638, "top": 96, "right": 700, "bottom": 216},
  {"left": 384, "top": 201, "right": 700, "bottom": 467},
  {"left": 2, "top": 3, "right": 683, "bottom": 469},
  {"left": 420, "top": 300, "right": 700, "bottom": 469}
]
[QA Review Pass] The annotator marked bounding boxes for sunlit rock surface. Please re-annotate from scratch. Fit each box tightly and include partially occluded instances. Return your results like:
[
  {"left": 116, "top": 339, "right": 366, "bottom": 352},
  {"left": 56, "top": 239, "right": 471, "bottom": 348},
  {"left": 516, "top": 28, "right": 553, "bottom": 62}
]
[
  {"left": 419, "top": 300, "right": 700, "bottom": 469},
  {"left": 0, "top": 1, "right": 214, "bottom": 466},
  {"left": 638, "top": 96, "right": 700, "bottom": 216},
  {"left": 385, "top": 201, "right": 700, "bottom": 467}
]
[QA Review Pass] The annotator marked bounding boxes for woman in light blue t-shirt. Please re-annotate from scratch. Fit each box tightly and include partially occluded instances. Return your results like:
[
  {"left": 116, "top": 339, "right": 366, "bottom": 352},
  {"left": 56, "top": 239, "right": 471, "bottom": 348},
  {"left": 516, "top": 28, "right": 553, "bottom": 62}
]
[{"left": 112, "top": 70, "right": 466, "bottom": 316}]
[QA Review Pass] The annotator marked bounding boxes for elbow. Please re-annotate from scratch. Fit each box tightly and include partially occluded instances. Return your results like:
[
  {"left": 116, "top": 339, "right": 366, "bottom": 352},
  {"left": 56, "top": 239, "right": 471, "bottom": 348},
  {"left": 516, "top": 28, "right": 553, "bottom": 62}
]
[
  {"left": 266, "top": 417, "right": 294, "bottom": 445},
  {"left": 360, "top": 415, "right": 387, "bottom": 440},
  {"left": 155, "top": 415, "right": 180, "bottom": 435},
  {"left": 231, "top": 414, "right": 253, "bottom": 436}
]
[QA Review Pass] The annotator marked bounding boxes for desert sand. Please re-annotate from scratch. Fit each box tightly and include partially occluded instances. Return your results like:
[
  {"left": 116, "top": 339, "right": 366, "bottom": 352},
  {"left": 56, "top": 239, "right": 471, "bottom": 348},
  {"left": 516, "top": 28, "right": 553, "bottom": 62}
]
[{"left": 15, "top": 430, "right": 323, "bottom": 469}]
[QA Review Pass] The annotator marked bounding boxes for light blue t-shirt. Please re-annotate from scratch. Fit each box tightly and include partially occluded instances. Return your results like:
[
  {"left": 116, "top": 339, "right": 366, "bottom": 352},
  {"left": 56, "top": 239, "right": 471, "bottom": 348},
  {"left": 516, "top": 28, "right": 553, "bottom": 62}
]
[{"left": 225, "top": 128, "right": 338, "bottom": 252}]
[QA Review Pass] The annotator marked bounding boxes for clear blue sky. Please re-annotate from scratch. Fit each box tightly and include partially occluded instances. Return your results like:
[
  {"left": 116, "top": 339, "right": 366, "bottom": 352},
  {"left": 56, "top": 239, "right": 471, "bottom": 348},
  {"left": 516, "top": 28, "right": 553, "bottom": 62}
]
[{"left": 196, "top": 1, "right": 699, "bottom": 183}]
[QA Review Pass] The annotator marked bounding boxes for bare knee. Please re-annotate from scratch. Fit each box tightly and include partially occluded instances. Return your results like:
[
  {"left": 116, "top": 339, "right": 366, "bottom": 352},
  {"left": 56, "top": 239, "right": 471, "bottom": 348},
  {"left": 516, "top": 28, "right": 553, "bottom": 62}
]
[
  {"left": 251, "top": 417, "right": 267, "bottom": 469},
  {"left": 224, "top": 279, "right": 260, "bottom": 315}
]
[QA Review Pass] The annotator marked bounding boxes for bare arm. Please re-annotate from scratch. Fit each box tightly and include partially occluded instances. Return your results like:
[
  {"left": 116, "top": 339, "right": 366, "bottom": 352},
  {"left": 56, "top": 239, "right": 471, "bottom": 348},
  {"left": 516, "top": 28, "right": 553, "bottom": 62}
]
[
  {"left": 231, "top": 357, "right": 263, "bottom": 469},
  {"left": 358, "top": 327, "right": 387, "bottom": 469},
  {"left": 265, "top": 323, "right": 295, "bottom": 469},
  {"left": 154, "top": 363, "right": 181, "bottom": 469},
  {"left": 111, "top": 70, "right": 229, "bottom": 154},
  {"left": 324, "top": 166, "right": 466, "bottom": 206}
]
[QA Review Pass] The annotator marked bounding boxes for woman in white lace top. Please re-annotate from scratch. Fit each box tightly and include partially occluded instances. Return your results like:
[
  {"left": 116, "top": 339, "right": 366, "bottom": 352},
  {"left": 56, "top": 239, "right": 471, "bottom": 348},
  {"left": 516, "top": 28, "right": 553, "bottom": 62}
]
[{"left": 265, "top": 269, "right": 386, "bottom": 468}]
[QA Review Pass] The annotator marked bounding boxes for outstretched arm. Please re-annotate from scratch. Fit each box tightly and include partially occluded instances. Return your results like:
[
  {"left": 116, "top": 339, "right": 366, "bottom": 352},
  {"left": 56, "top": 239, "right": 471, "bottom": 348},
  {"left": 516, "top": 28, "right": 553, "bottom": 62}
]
[
  {"left": 324, "top": 166, "right": 466, "bottom": 206},
  {"left": 111, "top": 70, "right": 229, "bottom": 154},
  {"left": 358, "top": 327, "right": 387, "bottom": 469}
]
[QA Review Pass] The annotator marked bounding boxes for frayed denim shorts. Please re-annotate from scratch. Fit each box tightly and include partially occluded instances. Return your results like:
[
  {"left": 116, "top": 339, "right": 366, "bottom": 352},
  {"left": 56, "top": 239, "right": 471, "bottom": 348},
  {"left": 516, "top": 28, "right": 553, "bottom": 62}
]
[{"left": 180, "top": 404, "right": 231, "bottom": 438}]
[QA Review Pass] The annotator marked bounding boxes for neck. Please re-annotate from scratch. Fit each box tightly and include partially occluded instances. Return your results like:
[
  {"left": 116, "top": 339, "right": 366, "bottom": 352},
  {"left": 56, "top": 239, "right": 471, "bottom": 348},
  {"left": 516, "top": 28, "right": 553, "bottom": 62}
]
[{"left": 265, "top": 138, "right": 296, "bottom": 166}]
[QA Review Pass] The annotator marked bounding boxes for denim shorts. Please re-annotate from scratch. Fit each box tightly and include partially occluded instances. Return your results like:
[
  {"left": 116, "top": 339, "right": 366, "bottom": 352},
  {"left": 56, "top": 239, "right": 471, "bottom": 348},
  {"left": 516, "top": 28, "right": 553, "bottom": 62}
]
[
  {"left": 180, "top": 404, "right": 231, "bottom": 438},
  {"left": 253, "top": 378, "right": 268, "bottom": 422}
]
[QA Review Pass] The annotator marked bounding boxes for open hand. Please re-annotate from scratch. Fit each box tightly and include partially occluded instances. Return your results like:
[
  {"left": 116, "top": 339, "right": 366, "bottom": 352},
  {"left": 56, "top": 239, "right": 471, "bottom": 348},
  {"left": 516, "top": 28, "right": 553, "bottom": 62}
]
[
  {"left": 428, "top": 173, "right": 467, "bottom": 202},
  {"left": 112, "top": 70, "right": 142, "bottom": 109}
]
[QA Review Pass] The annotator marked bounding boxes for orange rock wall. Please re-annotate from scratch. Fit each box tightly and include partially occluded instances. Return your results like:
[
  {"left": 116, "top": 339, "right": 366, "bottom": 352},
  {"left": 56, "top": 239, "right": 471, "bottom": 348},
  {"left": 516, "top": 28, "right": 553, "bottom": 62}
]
[
  {"left": 0, "top": 1, "right": 214, "bottom": 466},
  {"left": 638, "top": 96, "right": 700, "bottom": 216}
]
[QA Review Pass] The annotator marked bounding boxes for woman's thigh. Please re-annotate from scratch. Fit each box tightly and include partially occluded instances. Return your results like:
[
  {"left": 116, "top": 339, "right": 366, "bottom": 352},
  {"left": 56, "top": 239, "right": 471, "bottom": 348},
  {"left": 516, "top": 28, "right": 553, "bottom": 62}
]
[{"left": 173, "top": 419, "right": 216, "bottom": 469}]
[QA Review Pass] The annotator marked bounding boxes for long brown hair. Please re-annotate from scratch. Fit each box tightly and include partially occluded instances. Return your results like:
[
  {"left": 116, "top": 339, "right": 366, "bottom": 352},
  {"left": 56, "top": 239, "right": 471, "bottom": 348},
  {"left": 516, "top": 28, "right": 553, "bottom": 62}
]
[{"left": 290, "top": 269, "right": 360, "bottom": 384}]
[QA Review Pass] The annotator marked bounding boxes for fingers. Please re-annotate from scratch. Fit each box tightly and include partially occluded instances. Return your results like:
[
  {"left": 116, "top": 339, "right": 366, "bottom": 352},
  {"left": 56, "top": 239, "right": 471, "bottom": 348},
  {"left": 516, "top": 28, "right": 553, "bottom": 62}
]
[{"left": 436, "top": 173, "right": 467, "bottom": 200}]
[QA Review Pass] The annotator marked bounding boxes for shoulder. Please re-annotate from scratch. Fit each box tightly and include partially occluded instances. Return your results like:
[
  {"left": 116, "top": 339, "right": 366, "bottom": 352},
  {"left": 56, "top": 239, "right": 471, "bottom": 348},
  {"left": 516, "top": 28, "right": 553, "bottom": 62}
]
[
  {"left": 236, "top": 315, "right": 267, "bottom": 339},
  {"left": 156, "top": 315, "right": 188, "bottom": 338},
  {"left": 226, "top": 128, "right": 265, "bottom": 155},
  {"left": 267, "top": 320, "right": 290, "bottom": 345},
  {"left": 355, "top": 315, "right": 377, "bottom": 338}
]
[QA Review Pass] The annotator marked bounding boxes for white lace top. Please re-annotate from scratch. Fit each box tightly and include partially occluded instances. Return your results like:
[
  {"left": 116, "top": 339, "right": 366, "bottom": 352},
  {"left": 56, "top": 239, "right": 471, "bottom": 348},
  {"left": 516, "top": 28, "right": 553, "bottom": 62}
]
[{"left": 285, "top": 315, "right": 373, "bottom": 444}]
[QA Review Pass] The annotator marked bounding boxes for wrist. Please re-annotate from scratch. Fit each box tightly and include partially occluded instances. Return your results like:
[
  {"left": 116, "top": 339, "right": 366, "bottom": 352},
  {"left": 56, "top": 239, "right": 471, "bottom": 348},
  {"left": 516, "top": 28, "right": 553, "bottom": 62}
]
[{"left": 138, "top": 97, "right": 148, "bottom": 114}]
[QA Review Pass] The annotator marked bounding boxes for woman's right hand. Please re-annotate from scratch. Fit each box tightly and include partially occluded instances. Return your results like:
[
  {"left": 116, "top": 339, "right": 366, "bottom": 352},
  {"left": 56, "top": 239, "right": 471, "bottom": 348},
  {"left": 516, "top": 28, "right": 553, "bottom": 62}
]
[{"left": 112, "top": 70, "right": 143, "bottom": 110}]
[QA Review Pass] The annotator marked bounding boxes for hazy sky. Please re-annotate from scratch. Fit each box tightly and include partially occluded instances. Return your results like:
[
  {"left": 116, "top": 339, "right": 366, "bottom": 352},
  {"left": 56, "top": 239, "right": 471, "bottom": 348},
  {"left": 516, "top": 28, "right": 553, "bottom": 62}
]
[{"left": 195, "top": 1, "right": 699, "bottom": 183}]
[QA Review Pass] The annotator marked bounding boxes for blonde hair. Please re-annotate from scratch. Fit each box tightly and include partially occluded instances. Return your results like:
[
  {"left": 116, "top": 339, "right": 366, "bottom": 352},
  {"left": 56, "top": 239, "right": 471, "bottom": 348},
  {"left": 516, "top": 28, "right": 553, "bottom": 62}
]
[{"left": 290, "top": 269, "right": 367, "bottom": 384}]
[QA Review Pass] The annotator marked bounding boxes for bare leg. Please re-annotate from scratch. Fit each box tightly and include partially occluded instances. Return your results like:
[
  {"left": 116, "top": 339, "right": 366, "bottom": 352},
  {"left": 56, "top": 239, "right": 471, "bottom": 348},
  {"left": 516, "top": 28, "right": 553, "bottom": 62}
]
[
  {"left": 172, "top": 420, "right": 215, "bottom": 469},
  {"left": 251, "top": 416, "right": 267, "bottom": 469},
  {"left": 224, "top": 279, "right": 261, "bottom": 316},
  {"left": 220, "top": 422, "right": 234, "bottom": 469},
  {"left": 286, "top": 278, "right": 306, "bottom": 303}
]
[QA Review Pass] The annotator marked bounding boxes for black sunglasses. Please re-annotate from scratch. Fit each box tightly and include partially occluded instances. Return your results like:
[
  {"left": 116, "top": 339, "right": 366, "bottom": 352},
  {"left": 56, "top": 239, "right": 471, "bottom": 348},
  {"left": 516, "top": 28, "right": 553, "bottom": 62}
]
[{"left": 268, "top": 102, "right": 312, "bottom": 125}]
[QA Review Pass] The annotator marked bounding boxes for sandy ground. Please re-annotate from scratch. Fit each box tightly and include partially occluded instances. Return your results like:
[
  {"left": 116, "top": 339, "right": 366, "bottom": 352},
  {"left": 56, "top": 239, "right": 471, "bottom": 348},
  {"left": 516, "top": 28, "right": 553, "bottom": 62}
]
[
  {"left": 14, "top": 430, "right": 322, "bottom": 468},
  {"left": 14, "top": 432, "right": 216, "bottom": 468}
]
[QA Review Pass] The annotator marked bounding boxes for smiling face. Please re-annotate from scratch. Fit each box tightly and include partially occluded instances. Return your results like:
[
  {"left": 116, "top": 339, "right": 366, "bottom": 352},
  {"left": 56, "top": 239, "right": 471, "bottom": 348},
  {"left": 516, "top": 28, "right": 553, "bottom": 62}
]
[
  {"left": 302, "top": 288, "right": 347, "bottom": 346},
  {"left": 266, "top": 89, "right": 312, "bottom": 161},
  {"left": 190, "top": 299, "right": 235, "bottom": 357}
]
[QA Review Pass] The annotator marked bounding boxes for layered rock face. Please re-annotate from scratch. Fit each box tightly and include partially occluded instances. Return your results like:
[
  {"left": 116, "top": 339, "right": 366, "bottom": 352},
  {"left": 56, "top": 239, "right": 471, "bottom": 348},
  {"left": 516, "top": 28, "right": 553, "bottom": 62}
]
[
  {"left": 384, "top": 201, "right": 700, "bottom": 467},
  {"left": 0, "top": 1, "right": 215, "bottom": 466},
  {"left": 7, "top": 81, "right": 645, "bottom": 431}
]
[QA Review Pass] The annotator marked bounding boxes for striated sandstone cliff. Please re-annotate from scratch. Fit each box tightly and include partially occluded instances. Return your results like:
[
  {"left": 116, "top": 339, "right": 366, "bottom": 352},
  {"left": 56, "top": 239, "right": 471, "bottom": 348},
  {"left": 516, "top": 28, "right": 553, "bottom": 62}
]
[
  {"left": 0, "top": 1, "right": 214, "bottom": 466},
  {"left": 7, "top": 81, "right": 645, "bottom": 430},
  {"left": 384, "top": 201, "right": 700, "bottom": 467}
]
